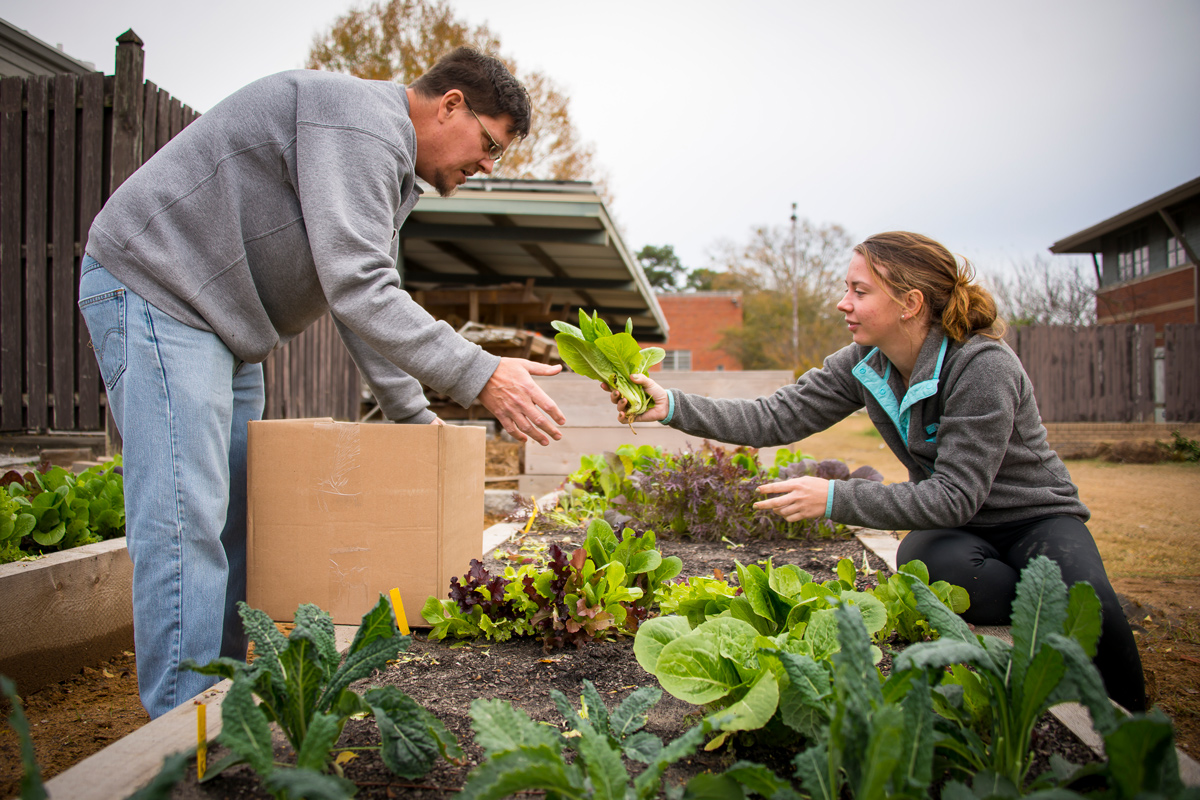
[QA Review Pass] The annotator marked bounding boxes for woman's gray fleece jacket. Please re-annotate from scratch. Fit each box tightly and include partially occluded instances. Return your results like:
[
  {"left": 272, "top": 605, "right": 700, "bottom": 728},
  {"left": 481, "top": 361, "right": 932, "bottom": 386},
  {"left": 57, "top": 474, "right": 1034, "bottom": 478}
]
[
  {"left": 85, "top": 70, "right": 500, "bottom": 424},
  {"left": 665, "top": 331, "right": 1089, "bottom": 531}
]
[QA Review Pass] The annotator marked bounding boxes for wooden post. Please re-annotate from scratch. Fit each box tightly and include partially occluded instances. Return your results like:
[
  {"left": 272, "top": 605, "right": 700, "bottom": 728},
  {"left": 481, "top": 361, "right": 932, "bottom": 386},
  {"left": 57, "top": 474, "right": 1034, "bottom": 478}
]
[
  {"left": 140, "top": 80, "right": 159, "bottom": 164},
  {"left": 104, "top": 29, "right": 145, "bottom": 454},
  {"left": 109, "top": 29, "right": 144, "bottom": 192}
]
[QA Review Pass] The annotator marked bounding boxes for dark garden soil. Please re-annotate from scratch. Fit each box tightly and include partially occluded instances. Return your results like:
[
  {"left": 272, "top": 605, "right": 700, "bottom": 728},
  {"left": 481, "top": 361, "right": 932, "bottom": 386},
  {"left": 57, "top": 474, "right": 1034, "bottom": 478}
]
[{"left": 152, "top": 531, "right": 1100, "bottom": 799}]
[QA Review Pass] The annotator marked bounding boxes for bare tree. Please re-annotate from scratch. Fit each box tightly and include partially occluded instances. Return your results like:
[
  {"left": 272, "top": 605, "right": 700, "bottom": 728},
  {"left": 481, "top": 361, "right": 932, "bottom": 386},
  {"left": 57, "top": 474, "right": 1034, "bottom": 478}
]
[
  {"left": 989, "top": 255, "right": 1097, "bottom": 327},
  {"left": 706, "top": 219, "right": 854, "bottom": 373}
]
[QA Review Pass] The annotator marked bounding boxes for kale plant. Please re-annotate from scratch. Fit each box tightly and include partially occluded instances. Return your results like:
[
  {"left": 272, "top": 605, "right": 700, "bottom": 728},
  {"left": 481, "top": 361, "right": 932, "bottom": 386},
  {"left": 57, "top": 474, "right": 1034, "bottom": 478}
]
[
  {"left": 458, "top": 679, "right": 745, "bottom": 800},
  {"left": 896, "top": 555, "right": 1118, "bottom": 789},
  {"left": 185, "top": 596, "right": 459, "bottom": 798},
  {"left": 2, "top": 674, "right": 46, "bottom": 800}
]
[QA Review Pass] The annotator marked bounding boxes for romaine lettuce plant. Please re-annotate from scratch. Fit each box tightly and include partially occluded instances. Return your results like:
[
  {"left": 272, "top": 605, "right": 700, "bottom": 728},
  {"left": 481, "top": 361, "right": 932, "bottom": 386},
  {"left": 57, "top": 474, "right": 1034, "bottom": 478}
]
[
  {"left": 871, "top": 559, "right": 971, "bottom": 642},
  {"left": 633, "top": 603, "right": 886, "bottom": 745},
  {"left": 0, "top": 458, "right": 125, "bottom": 563},
  {"left": 656, "top": 556, "right": 963, "bottom": 647},
  {"left": 552, "top": 310, "right": 665, "bottom": 421},
  {"left": 185, "top": 596, "right": 459, "bottom": 798},
  {"left": 633, "top": 557, "right": 973, "bottom": 745}
]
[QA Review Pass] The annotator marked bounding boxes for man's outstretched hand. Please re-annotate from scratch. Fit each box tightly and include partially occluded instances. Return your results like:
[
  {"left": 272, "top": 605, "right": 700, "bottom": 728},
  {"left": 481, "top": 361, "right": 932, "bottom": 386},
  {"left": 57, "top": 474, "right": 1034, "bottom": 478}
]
[{"left": 478, "top": 358, "right": 567, "bottom": 445}]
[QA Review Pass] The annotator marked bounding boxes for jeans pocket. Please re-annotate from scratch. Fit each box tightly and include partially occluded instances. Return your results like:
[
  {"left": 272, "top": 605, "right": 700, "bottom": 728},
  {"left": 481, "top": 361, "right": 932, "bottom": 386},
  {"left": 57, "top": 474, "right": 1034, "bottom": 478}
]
[{"left": 78, "top": 288, "right": 127, "bottom": 390}]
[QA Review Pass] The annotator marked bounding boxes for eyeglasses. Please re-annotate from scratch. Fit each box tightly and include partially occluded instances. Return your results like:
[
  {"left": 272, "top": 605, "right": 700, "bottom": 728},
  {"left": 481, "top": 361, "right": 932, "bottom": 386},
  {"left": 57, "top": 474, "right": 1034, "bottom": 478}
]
[{"left": 464, "top": 100, "right": 506, "bottom": 163}]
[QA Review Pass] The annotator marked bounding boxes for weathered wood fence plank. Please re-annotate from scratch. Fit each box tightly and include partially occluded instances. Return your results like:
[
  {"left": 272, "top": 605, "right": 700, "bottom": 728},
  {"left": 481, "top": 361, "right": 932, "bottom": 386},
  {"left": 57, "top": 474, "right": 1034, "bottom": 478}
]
[
  {"left": 25, "top": 76, "right": 50, "bottom": 432},
  {"left": 1164, "top": 325, "right": 1200, "bottom": 423},
  {"left": 0, "top": 77, "right": 24, "bottom": 431},
  {"left": 53, "top": 74, "right": 78, "bottom": 430},
  {"left": 1004, "top": 323, "right": 1187, "bottom": 423},
  {"left": 77, "top": 73, "right": 105, "bottom": 430}
]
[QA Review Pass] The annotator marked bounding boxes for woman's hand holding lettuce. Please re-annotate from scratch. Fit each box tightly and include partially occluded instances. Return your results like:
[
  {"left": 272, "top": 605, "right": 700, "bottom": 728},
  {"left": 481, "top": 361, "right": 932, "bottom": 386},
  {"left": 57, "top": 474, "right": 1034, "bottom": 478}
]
[
  {"left": 604, "top": 373, "right": 669, "bottom": 424},
  {"left": 552, "top": 311, "right": 668, "bottom": 427}
]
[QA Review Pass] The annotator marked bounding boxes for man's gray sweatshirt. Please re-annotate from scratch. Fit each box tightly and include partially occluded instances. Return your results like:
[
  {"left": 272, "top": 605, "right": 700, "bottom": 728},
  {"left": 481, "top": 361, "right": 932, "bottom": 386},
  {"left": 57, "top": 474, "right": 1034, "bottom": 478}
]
[
  {"left": 86, "top": 70, "right": 499, "bottom": 423},
  {"left": 666, "top": 331, "right": 1089, "bottom": 531}
]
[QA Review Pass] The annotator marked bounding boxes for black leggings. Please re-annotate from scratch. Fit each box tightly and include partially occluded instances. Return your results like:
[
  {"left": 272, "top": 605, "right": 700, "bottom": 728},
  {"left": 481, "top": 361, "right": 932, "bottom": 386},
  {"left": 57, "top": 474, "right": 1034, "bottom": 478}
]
[{"left": 896, "top": 515, "right": 1146, "bottom": 712}]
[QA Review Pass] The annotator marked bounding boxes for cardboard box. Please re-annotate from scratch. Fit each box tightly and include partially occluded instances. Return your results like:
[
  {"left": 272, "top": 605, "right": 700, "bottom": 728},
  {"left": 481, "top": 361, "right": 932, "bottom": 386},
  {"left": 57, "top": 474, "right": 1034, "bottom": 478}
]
[{"left": 246, "top": 419, "right": 484, "bottom": 624}]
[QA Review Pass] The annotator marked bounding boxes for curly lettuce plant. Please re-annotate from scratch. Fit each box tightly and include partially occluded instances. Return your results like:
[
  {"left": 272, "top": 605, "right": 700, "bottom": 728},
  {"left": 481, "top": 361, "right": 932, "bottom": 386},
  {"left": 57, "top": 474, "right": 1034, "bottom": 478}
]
[
  {"left": 422, "top": 519, "right": 682, "bottom": 649},
  {"left": 624, "top": 445, "right": 880, "bottom": 542}
]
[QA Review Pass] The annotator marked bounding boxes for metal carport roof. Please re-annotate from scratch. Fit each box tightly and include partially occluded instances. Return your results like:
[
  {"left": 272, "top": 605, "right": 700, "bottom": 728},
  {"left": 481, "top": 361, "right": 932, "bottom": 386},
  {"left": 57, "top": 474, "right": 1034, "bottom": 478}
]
[{"left": 398, "top": 179, "right": 668, "bottom": 340}]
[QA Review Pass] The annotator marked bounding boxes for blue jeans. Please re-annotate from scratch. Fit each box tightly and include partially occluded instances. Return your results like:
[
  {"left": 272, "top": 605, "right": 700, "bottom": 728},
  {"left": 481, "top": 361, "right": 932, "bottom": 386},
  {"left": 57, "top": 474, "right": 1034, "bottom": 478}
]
[{"left": 77, "top": 255, "right": 264, "bottom": 718}]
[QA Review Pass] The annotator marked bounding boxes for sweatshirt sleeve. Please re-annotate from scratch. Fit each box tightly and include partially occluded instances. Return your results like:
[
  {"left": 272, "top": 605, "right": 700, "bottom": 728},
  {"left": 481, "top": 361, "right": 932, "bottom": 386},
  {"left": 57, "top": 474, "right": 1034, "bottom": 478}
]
[
  {"left": 333, "top": 316, "right": 436, "bottom": 423},
  {"left": 293, "top": 121, "right": 500, "bottom": 407},
  {"left": 827, "top": 347, "right": 1020, "bottom": 529},
  {"left": 669, "top": 346, "right": 866, "bottom": 447}
]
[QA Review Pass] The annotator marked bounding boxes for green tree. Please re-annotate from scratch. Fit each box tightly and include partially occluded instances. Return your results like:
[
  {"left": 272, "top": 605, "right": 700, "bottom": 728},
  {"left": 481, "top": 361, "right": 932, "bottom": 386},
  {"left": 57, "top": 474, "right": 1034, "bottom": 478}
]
[
  {"left": 637, "top": 244, "right": 686, "bottom": 291},
  {"left": 707, "top": 220, "right": 854, "bottom": 374},
  {"left": 307, "top": 0, "right": 601, "bottom": 184},
  {"left": 638, "top": 244, "right": 721, "bottom": 292}
]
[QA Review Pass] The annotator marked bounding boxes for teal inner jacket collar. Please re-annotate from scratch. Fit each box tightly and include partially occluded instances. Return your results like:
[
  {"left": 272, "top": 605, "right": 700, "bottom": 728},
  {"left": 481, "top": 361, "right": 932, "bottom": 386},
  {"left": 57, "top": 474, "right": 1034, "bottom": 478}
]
[{"left": 850, "top": 334, "right": 949, "bottom": 464}]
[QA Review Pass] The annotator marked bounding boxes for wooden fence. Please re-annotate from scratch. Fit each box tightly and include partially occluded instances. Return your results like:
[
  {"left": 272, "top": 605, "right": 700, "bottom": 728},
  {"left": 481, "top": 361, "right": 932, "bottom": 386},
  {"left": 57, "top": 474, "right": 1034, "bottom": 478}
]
[
  {"left": 0, "top": 30, "right": 360, "bottom": 436},
  {"left": 1163, "top": 324, "right": 1200, "bottom": 423},
  {"left": 261, "top": 315, "right": 360, "bottom": 422},
  {"left": 0, "top": 30, "right": 198, "bottom": 433},
  {"left": 1005, "top": 323, "right": 1199, "bottom": 423}
]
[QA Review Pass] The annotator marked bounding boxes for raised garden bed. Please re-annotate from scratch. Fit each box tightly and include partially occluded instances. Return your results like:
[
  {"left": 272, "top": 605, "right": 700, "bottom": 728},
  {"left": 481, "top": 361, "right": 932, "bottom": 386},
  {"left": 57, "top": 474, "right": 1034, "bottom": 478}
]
[
  {"left": 38, "top": 528, "right": 1153, "bottom": 799},
  {"left": 0, "top": 537, "right": 133, "bottom": 695},
  {"left": 15, "top": 443, "right": 1199, "bottom": 799}
]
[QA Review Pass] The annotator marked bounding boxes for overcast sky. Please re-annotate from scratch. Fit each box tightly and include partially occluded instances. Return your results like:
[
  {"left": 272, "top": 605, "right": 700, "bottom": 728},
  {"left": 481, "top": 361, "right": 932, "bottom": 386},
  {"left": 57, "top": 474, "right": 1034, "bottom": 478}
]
[{"left": 6, "top": 0, "right": 1199, "bottom": 279}]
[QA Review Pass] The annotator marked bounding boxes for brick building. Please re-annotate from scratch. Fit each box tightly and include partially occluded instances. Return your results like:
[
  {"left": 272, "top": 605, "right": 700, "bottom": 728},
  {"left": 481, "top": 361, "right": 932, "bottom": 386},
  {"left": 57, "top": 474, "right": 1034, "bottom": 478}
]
[
  {"left": 1050, "top": 176, "right": 1199, "bottom": 336},
  {"left": 652, "top": 291, "right": 744, "bottom": 371}
]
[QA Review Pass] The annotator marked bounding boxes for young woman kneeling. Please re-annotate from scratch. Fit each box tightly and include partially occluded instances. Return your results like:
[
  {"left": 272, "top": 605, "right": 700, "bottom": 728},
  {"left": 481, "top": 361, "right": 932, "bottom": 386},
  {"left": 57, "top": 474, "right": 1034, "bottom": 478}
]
[{"left": 605, "top": 231, "right": 1145, "bottom": 712}]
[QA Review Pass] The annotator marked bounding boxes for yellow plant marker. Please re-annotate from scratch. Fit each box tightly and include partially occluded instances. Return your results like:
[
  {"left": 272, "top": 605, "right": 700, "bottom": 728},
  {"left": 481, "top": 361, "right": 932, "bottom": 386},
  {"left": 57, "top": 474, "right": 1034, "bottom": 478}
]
[
  {"left": 195, "top": 701, "right": 207, "bottom": 780},
  {"left": 522, "top": 494, "right": 540, "bottom": 534},
  {"left": 389, "top": 587, "right": 410, "bottom": 635}
]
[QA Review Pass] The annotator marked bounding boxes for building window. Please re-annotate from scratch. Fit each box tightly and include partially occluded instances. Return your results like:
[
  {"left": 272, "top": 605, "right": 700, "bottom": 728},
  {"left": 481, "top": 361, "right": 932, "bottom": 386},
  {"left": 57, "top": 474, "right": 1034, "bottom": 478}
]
[
  {"left": 1116, "top": 228, "right": 1149, "bottom": 281},
  {"left": 661, "top": 350, "right": 692, "bottom": 371},
  {"left": 1168, "top": 236, "right": 1187, "bottom": 268}
]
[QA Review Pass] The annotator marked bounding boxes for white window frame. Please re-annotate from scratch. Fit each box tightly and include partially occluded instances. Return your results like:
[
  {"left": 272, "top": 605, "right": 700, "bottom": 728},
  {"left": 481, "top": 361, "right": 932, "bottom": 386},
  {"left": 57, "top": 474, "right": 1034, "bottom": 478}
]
[
  {"left": 661, "top": 350, "right": 692, "bottom": 371},
  {"left": 1116, "top": 228, "right": 1150, "bottom": 281}
]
